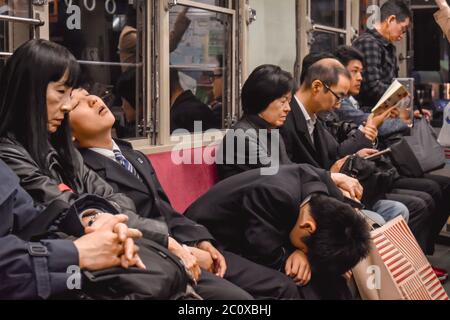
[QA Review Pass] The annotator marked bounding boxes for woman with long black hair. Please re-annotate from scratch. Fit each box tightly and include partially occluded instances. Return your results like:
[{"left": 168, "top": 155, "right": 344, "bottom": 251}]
[{"left": 0, "top": 39, "right": 169, "bottom": 243}]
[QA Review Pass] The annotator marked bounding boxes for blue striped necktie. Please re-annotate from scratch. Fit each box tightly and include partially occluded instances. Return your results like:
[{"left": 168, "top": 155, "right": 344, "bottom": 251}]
[{"left": 113, "top": 149, "right": 141, "bottom": 180}]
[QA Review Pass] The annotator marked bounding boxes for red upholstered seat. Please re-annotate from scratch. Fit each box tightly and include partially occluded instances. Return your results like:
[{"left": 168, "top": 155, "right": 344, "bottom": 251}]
[{"left": 147, "top": 145, "right": 219, "bottom": 213}]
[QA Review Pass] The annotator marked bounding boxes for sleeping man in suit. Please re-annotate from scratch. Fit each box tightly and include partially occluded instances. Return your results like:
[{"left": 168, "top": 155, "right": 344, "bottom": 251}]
[{"left": 68, "top": 88, "right": 325, "bottom": 300}]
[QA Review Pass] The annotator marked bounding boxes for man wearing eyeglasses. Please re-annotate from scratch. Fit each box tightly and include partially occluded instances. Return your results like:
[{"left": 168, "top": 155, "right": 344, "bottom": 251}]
[
  {"left": 352, "top": 0, "right": 412, "bottom": 111},
  {"left": 280, "top": 57, "right": 377, "bottom": 170},
  {"left": 279, "top": 57, "right": 434, "bottom": 249}
]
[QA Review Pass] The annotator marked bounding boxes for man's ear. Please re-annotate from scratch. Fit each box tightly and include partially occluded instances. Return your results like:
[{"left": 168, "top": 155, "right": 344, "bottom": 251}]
[
  {"left": 312, "top": 80, "right": 323, "bottom": 95},
  {"left": 299, "top": 219, "right": 317, "bottom": 235},
  {"left": 387, "top": 15, "right": 397, "bottom": 25},
  {"left": 298, "top": 203, "right": 317, "bottom": 235}
]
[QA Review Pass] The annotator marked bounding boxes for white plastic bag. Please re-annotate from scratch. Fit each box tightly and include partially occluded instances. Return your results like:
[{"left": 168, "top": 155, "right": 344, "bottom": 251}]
[{"left": 438, "top": 102, "right": 450, "bottom": 147}]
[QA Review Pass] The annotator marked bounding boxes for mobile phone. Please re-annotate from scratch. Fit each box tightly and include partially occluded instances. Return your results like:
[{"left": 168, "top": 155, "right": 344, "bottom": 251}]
[{"left": 363, "top": 148, "right": 392, "bottom": 161}]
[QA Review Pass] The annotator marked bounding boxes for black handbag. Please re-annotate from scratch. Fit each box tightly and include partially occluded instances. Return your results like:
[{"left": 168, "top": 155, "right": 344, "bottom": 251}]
[
  {"left": 390, "top": 118, "right": 445, "bottom": 177},
  {"left": 340, "top": 155, "right": 399, "bottom": 208},
  {"left": 389, "top": 138, "right": 424, "bottom": 178},
  {"left": 80, "top": 238, "right": 194, "bottom": 300},
  {"left": 16, "top": 199, "right": 196, "bottom": 300}
]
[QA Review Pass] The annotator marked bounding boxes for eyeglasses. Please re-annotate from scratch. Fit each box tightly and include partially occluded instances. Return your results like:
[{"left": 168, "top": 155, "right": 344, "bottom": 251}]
[{"left": 321, "top": 81, "right": 347, "bottom": 105}]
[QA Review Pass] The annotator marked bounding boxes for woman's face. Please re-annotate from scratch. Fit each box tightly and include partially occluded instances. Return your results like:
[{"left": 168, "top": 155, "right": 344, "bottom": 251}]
[
  {"left": 46, "top": 72, "right": 73, "bottom": 133},
  {"left": 258, "top": 93, "right": 292, "bottom": 128}
]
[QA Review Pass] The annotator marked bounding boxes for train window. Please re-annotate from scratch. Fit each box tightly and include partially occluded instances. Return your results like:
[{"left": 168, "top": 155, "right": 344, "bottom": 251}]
[
  {"left": 1, "top": 0, "right": 30, "bottom": 18},
  {"left": 49, "top": 0, "right": 147, "bottom": 140},
  {"left": 0, "top": 0, "right": 33, "bottom": 75},
  {"left": 190, "top": 0, "right": 229, "bottom": 7},
  {"left": 169, "top": 4, "right": 232, "bottom": 135},
  {"left": 310, "top": 30, "right": 346, "bottom": 54},
  {"left": 311, "top": 0, "right": 346, "bottom": 30}
]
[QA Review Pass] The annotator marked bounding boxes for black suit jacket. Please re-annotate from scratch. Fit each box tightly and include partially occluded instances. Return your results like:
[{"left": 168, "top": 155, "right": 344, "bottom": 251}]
[
  {"left": 185, "top": 164, "right": 343, "bottom": 271},
  {"left": 217, "top": 114, "right": 292, "bottom": 181},
  {"left": 79, "top": 139, "right": 214, "bottom": 245},
  {"left": 280, "top": 98, "right": 373, "bottom": 170}
]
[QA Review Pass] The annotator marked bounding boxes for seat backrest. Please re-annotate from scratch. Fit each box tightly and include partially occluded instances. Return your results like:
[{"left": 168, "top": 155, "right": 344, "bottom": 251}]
[{"left": 147, "top": 145, "right": 219, "bottom": 213}]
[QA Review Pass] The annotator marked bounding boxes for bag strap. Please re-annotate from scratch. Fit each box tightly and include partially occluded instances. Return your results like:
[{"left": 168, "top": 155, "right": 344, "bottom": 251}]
[
  {"left": 354, "top": 209, "right": 379, "bottom": 231},
  {"left": 16, "top": 200, "right": 69, "bottom": 241}
]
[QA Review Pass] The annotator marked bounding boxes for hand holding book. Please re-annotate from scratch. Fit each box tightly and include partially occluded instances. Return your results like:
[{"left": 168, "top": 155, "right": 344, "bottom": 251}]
[{"left": 371, "top": 80, "right": 410, "bottom": 115}]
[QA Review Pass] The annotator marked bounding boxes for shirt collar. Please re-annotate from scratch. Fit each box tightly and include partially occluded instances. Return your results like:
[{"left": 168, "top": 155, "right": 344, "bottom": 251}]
[
  {"left": 295, "top": 95, "right": 317, "bottom": 125},
  {"left": 349, "top": 96, "right": 360, "bottom": 108},
  {"left": 89, "top": 140, "right": 121, "bottom": 162},
  {"left": 368, "top": 28, "right": 393, "bottom": 48}
]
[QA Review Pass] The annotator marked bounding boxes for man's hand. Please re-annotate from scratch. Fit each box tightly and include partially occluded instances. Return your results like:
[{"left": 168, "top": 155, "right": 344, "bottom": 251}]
[
  {"left": 361, "top": 123, "right": 378, "bottom": 141},
  {"left": 285, "top": 250, "right": 311, "bottom": 286},
  {"left": 190, "top": 247, "right": 214, "bottom": 273},
  {"left": 367, "top": 107, "right": 398, "bottom": 128},
  {"left": 330, "top": 156, "right": 350, "bottom": 173},
  {"left": 168, "top": 237, "right": 201, "bottom": 282},
  {"left": 85, "top": 214, "right": 142, "bottom": 241},
  {"left": 356, "top": 148, "right": 379, "bottom": 158},
  {"left": 74, "top": 229, "right": 123, "bottom": 271},
  {"left": 84, "top": 214, "right": 145, "bottom": 269},
  {"left": 331, "top": 173, "right": 363, "bottom": 200},
  {"left": 197, "top": 241, "right": 227, "bottom": 278},
  {"left": 414, "top": 109, "right": 432, "bottom": 121},
  {"left": 119, "top": 238, "right": 146, "bottom": 270},
  {"left": 339, "top": 188, "right": 362, "bottom": 203}
]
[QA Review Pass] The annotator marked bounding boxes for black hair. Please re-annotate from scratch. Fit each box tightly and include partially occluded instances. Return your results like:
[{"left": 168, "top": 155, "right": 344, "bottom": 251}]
[
  {"left": 380, "top": 0, "right": 412, "bottom": 23},
  {"left": 334, "top": 45, "right": 365, "bottom": 67},
  {"left": 300, "top": 52, "right": 335, "bottom": 84},
  {"left": 301, "top": 57, "right": 351, "bottom": 89},
  {"left": 304, "top": 194, "right": 371, "bottom": 276},
  {"left": 0, "top": 39, "right": 80, "bottom": 185},
  {"left": 115, "top": 68, "right": 136, "bottom": 109},
  {"left": 125, "top": 4, "right": 137, "bottom": 28},
  {"left": 241, "top": 64, "right": 296, "bottom": 115}
]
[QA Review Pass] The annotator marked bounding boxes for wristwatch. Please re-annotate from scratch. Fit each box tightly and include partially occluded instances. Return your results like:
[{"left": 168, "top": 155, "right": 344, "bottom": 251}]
[{"left": 81, "top": 210, "right": 103, "bottom": 227}]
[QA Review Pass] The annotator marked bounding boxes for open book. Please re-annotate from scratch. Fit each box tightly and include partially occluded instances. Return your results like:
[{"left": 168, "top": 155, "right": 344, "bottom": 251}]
[{"left": 371, "top": 80, "right": 410, "bottom": 114}]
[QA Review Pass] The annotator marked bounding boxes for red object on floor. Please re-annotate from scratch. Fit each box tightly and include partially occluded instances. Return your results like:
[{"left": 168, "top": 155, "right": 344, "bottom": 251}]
[
  {"left": 432, "top": 266, "right": 449, "bottom": 283},
  {"left": 148, "top": 145, "right": 219, "bottom": 214}
]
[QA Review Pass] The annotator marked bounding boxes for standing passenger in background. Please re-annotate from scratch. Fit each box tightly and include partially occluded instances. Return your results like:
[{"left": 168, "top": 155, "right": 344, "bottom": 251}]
[
  {"left": 119, "top": 5, "right": 190, "bottom": 72},
  {"left": 434, "top": 0, "right": 450, "bottom": 41},
  {"left": 352, "top": 0, "right": 412, "bottom": 110}
]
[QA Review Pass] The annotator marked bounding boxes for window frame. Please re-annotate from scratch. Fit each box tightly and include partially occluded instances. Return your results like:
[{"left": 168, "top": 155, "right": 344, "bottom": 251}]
[
  {"left": 296, "top": 0, "right": 359, "bottom": 82},
  {"left": 155, "top": 0, "right": 237, "bottom": 147},
  {"left": 31, "top": 0, "right": 365, "bottom": 152}
]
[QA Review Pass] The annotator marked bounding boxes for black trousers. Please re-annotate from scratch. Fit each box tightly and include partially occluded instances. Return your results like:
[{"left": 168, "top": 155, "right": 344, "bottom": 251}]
[
  {"left": 220, "top": 251, "right": 352, "bottom": 300},
  {"left": 390, "top": 175, "right": 450, "bottom": 255},
  {"left": 195, "top": 270, "right": 254, "bottom": 300},
  {"left": 423, "top": 174, "right": 450, "bottom": 254}
]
